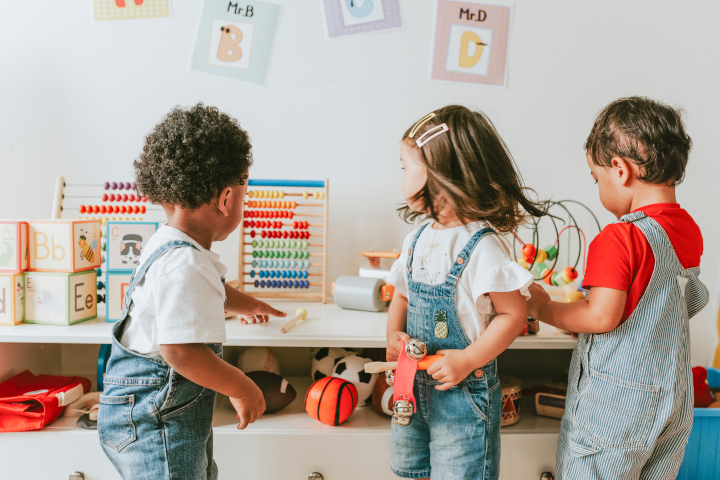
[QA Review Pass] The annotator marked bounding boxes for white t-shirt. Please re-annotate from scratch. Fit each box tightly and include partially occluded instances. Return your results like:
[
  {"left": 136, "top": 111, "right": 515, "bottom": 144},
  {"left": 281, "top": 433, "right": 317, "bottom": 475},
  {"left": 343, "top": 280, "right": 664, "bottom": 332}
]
[
  {"left": 385, "top": 222, "right": 533, "bottom": 342},
  {"left": 119, "top": 225, "right": 228, "bottom": 356}
]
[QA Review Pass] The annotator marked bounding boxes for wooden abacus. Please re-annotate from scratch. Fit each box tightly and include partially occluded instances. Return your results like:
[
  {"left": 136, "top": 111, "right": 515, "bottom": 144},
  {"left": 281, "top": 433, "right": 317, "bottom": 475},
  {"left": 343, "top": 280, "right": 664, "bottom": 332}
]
[{"left": 238, "top": 179, "right": 329, "bottom": 303}]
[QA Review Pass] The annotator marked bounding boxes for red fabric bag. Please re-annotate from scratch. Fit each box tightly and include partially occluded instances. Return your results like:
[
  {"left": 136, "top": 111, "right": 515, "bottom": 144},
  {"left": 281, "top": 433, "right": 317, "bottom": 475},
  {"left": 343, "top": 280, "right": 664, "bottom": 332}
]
[{"left": 0, "top": 370, "right": 91, "bottom": 432}]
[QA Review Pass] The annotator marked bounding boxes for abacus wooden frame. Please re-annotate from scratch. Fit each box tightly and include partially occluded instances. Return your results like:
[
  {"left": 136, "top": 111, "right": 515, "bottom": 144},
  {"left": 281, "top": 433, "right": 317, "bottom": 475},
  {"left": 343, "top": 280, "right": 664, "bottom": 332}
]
[{"left": 238, "top": 179, "right": 329, "bottom": 303}]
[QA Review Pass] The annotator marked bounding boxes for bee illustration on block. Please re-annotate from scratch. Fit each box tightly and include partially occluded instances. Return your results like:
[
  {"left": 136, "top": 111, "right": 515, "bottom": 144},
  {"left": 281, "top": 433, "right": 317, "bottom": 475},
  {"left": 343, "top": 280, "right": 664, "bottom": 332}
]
[{"left": 78, "top": 228, "right": 98, "bottom": 263}]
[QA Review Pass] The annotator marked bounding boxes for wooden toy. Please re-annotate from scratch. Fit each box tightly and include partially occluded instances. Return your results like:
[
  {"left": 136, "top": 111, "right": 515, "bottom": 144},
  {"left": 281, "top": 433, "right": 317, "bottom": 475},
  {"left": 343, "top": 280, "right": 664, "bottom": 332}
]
[
  {"left": 245, "top": 371, "right": 296, "bottom": 414},
  {"left": 305, "top": 377, "right": 358, "bottom": 426},
  {"left": 237, "top": 347, "right": 281, "bottom": 375},
  {"left": 332, "top": 355, "right": 377, "bottom": 406},
  {"left": 23, "top": 270, "right": 97, "bottom": 325},
  {"left": 364, "top": 355, "right": 443, "bottom": 374},
  {"left": 238, "top": 179, "right": 329, "bottom": 303},
  {"left": 311, "top": 347, "right": 356, "bottom": 381},
  {"left": 0, "top": 221, "right": 28, "bottom": 274},
  {"left": 332, "top": 276, "right": 392, "bottom": 312},
  {"left": 358, "top": 250, "right": 400, "bottom": 280},
  {"left": 535, "top": 391, "right": 567, "bottom": 419},
  {"left": 500, "top": 376, "right": 522, "bottom": 426},
  {"left": 106, "top": 271, "right": 131, "bottom": 322},
  {"left": 371, "top": 375, "right": 394, "bottom": 416},
  {"left": 28, "top": 220, "right": 101, "bottom": 273},
  {"left": 280, "top": 308, "right": 308, "bottom": 333},
  {"left": 106, "top": 221, "right": 159, "bottom": 271},
  {"left": 563, "top": 291, "right": 586, "bottom": 303},
  {"left": 0, "top": 273, "right": 24, "bottom": 325}
]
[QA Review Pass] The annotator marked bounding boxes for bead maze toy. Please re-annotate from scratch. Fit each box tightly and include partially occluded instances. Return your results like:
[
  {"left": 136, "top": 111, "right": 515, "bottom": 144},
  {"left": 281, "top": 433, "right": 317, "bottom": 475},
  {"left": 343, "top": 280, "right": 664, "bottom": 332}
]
[
  {"left": 238, "top": 179, "right": 329, "bottom": 303},
  {"left": 511, "top": 200, "right": 601, "bottom": 299}
]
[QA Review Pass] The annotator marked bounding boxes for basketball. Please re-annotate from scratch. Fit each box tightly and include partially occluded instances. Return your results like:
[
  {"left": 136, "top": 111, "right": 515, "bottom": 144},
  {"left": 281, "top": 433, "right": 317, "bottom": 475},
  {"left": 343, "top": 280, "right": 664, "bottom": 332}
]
[
  {"left": 371, "top": 375, "right": 394, "bottom": 417},
  {"left": 238, "top": 347, "right": 281, "bottom": 376},
  {"left": 305, "top": 377, "right": 358, "bottom": 426}
]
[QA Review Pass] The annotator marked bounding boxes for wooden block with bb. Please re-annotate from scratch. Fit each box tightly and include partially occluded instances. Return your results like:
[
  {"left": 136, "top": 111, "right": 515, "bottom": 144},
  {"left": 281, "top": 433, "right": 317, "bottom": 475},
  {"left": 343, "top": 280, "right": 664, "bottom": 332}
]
[
  {"left": 106, "top": 271, "right": 132, "bottom": 323},
  {"left": 28, "top": 220, "right": 101, "bottom": 273},
  {"left": 0, "top": 221, "right": 29, "bottom": 273},
  {"left": 23, "top": 270, "right": 97, "bottom": 325},
  {"left": 106, "top": 221, "right": 159, "bottom": 271},
  {"left": 0, "top": 273, "right": 24, "bottom": 325}
]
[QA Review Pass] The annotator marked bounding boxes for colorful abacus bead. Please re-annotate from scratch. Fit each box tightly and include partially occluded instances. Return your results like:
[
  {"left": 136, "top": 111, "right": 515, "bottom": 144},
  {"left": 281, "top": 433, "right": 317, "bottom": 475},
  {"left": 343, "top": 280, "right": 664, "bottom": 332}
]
[
  {"left": 534, "top": 263, "right": 550, "bottom": 279},
  {"left": 546, "top": 245, "right": 558, "bottom": 261},
  {"left": 543, "top": 270, "right": 557, "bottom": 286},
  {"left": 517, "top": 258, "right": 530, "bottom": 270},
  {"left": 104, "top": 182, "right": 110, "bottom": 190},
  {"left": 111, "top": 182, "right": 117, "bottom": 190},
  {"left": 551, "top": 272, "right": 567, "bottom": 286}
]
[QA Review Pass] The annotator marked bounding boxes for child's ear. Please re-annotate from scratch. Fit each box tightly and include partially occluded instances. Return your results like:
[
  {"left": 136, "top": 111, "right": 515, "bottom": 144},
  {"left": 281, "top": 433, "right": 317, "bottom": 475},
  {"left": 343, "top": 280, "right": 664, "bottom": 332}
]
[
  {"left": 217, "top": 187, "right": 233, "bottom": 217},
  {"left": 611, "top": 156, "right": 633, "bottom": 186}
]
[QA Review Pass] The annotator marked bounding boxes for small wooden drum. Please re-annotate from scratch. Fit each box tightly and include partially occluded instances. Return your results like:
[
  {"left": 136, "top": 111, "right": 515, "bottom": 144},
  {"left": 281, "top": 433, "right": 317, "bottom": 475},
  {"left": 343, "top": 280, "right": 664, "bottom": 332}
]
[{"left": 500, "top": 376, "right": 522, "bottom": 427}]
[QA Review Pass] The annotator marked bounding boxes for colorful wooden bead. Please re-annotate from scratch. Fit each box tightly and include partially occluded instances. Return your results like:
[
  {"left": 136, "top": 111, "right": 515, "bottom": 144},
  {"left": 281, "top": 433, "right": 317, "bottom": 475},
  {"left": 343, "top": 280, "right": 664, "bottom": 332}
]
[
  {"left": 546, "top": 245, "right": 558, "bottom": 261},
  {"left": 111, "top": 182, "right": 117, "bottom": 190},
  {"left": 551, "top": 272, "right": 567, "bottom": 286},
  {"left": 543, "top": 270, "right": 556, "bottom": 286},
  {"left": 104, "top": 182, "right": 110, "bottom": 190},
  {"left": 563, "top": 267, "right": 579, "bottom": 282},
  {"left": 118, "top": 182, "right": 124, "bottom": 190},
  {"left": 535, "top": 249, "right": 548, "bottom": 264},
  {"left": 517, "top": 258, "right": 530, "bottom": 270},
  {"left": 522, "top": 244, "right": 536, "bottom": 260},
  {"left": 534, "top": 263, "right": 548, "bottom": 277}
]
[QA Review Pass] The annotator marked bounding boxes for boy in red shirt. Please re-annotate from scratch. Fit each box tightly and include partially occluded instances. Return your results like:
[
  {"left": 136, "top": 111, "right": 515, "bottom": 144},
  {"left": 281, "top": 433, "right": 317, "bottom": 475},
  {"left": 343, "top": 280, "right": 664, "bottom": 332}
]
[{"left": 528, "top": 97, "right": 709, "bottom": 480}]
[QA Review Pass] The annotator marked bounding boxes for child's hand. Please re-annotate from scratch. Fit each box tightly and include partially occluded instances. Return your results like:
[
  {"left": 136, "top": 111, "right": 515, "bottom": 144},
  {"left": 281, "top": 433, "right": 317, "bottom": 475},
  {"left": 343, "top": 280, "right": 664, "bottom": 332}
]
[
  {"left": 427, "top": 349, "right": 474, "bottom": 390},
  {"left": 386, "top": 330, "right": 412, "bottom": 361},
  {"left": 527, "top": 282, "right": 551, "bottom": 319},
  {"left": 229, "top": 376, "right": 266, "bottom": 430},
  {"left": 238, "top": 300, "right": 287, "bottom": 324}
]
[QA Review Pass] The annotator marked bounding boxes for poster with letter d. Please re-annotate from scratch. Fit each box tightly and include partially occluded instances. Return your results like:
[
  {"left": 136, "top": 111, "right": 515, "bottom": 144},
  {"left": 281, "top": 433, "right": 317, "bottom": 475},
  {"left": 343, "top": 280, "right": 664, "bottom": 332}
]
[
  {"left": 430, "top": 0, "right": 512, "bottom": 88},
  {"left": 191, "top": 0, "right": 282, "bottom": 85}
]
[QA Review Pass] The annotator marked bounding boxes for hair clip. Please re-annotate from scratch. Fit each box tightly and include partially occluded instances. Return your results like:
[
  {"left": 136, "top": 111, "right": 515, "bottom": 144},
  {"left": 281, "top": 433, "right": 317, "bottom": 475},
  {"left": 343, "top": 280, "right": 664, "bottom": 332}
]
[
  {"left": 416, "top": 124, "right": 449, "bottom": 148},
  {"left": 408, "top": 113, "right": 437, "bottom": 139}
]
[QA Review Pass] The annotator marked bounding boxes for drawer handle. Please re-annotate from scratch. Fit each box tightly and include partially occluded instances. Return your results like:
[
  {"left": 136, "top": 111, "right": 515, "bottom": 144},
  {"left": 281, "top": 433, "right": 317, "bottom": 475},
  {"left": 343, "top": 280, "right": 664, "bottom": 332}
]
[
  {"left": 309, "top": 473, "right": 324, "bottom": 480},
  {"left": 69, "top": 472, "right": 85, "bottom": 480}
]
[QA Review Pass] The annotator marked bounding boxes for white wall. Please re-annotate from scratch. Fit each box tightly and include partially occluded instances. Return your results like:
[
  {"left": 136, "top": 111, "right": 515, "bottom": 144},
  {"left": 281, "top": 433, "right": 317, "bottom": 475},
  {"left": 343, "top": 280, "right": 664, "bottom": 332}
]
[{"left": 1, "top": 0, "right": 718, "bottom": 365}]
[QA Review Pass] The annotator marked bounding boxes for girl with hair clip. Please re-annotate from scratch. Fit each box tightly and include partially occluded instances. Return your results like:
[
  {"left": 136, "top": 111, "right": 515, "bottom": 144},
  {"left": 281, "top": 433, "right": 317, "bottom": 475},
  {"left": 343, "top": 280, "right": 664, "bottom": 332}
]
[{"left": 384, "top": 105, "right": 547, "bottom": 480}]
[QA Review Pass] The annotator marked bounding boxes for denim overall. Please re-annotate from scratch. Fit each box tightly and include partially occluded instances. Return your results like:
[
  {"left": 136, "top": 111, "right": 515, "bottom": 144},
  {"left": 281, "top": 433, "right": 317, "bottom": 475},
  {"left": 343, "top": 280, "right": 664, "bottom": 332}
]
[
  {"left": 556, "top": 212, "right": 709, "bottom": 479},
  {"left": 391, "top": 224, "right": 502, "bottom": 480},
  {"left": 98, "top": 241, "right": 223, "bottom": 480}
]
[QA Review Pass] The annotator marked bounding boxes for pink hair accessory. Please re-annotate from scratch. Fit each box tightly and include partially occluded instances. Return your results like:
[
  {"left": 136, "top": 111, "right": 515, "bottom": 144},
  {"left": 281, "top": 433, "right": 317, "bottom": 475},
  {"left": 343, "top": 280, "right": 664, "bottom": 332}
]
[{"left": 415, "top": 123, "right": 449, "bottom": 148}]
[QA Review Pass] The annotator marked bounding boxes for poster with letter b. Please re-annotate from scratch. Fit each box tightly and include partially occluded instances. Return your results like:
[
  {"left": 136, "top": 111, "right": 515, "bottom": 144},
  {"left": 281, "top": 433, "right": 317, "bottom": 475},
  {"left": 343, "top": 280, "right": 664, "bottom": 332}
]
[{"left": 191, "top": 0, "right": 282, "bottom": 85}]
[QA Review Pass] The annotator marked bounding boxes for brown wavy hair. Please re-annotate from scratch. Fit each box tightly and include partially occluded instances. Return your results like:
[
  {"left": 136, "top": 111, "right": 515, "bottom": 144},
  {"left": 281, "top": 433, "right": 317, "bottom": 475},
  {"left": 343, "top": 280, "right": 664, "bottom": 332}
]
[
  {"left": 398, "top": 105, "right": 547, "bottom": 232},
  {"left": 585, "top": 96, "right": 691, "bottom": 186}
]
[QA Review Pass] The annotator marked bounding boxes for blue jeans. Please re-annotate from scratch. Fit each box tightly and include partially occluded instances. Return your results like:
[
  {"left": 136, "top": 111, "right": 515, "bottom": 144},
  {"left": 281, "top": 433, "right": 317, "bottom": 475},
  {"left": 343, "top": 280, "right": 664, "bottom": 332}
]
[
  {"left": 98, "top": 240, "right": 221, "bottom": 480},
  {"left": 391, "top": 365, "right": 502, "bottom": 479}
]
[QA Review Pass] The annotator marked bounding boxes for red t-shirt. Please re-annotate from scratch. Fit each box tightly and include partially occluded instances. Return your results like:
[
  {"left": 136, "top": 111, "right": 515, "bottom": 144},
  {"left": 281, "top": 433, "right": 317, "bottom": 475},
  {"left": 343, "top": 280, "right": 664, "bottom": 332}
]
[{"left": 582, "top": 204, "right": 703, "bottom": 323}]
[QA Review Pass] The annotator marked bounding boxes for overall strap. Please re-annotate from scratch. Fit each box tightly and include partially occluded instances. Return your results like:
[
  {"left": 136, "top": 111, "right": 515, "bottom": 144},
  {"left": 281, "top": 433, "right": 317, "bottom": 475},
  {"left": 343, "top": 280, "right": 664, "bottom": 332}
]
[
  {"left": 615, "top": 212, "right": 683, "bottom": 271},
  {"left": 445, "top": 227, "right": 496, "bottom": 287},
  {"left": 406, "top": 223, "right": 430, "bottom": 274},
  {"left": 119, "top": 241, "right": 199, "bottom": 320}
]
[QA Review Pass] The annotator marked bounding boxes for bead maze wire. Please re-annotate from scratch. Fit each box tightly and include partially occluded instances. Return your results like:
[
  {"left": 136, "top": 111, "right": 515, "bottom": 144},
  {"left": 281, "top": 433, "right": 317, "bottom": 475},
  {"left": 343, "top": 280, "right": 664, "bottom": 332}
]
[
  {"left": 238, "top": 179, "right": 329, "bottom": 303},
  {"left": 512, "top": 200, "right": 601, "bottom": 286}
]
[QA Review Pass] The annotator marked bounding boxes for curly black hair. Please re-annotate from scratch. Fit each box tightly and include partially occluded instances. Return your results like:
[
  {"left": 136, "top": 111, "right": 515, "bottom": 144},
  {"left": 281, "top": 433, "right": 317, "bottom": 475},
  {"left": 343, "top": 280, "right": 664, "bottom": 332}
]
[
  {"left": 134, "top": 103, "right": 253, "bottom": 210},
  {"left": 585, "top": 97, "right": 692, "bottom": 186}
]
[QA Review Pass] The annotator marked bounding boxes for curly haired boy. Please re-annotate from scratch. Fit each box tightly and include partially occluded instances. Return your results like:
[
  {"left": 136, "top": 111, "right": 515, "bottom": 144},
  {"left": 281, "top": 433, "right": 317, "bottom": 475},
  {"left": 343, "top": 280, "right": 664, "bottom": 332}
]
[{"left": 98, "top": 103, "right": 285, "bottom": 480}]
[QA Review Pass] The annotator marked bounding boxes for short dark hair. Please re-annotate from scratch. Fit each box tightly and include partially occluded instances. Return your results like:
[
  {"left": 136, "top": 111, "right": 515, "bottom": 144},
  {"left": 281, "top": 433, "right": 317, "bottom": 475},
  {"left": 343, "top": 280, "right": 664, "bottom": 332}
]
[
  {"left": 134, "top": 103, "right": 253, "bottom": 210},
  {"left": 399, "top": 105, "right": 547, "bottom": 233},
  {"left": 585, "top": 97, "right": 692, "bottom": 186}
]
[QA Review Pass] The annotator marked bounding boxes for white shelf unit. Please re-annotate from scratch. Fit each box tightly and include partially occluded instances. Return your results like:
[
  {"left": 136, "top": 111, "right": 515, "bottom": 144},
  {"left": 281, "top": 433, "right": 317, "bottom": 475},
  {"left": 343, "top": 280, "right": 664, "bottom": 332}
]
[{"left": 0, "top": 301, "right": 575, "bottom": 479}]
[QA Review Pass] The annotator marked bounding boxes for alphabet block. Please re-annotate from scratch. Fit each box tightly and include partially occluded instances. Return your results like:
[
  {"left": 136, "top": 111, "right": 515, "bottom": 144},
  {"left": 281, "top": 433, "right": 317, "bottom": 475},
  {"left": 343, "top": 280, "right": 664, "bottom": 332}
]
[
  {"left": 106, "top": 271, "right": 132, "bottom": 322},
  {"left": 28, "top": 220, "right": 102, "bottom": 273},
  {"left": 0, "top": 273, "right": 24, "bottom": 325},
  {"left": 106, "top": 221, "right": 159, "bottom": 272},
  {"left": 24, "top": 270, "right": 97, "bottom": 325},
  {"left": 0, "top": 221, "right": 28, "bottom": 274}
]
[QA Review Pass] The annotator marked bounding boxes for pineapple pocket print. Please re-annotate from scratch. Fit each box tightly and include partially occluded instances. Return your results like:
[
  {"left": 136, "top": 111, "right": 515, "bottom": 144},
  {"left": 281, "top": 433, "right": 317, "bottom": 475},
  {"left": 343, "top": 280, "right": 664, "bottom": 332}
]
[{"left": 434, "top": 310, "right": 449, "bottom": 339}]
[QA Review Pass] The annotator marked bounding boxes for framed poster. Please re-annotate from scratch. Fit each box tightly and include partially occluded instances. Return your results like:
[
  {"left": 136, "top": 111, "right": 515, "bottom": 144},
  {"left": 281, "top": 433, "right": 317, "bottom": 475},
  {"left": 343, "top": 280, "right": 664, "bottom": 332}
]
[
  {"left": 430, "top": 1, "right": 512, "bottom": 87},
  {"left": 320, "top": 0, "right": 403, "bottom": 39},
  {"left": 191, "top": 0, "right": 282, "bottom": 85},
  {"left": 93, "top": 0, "right": 171, "bottom": 22}
]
